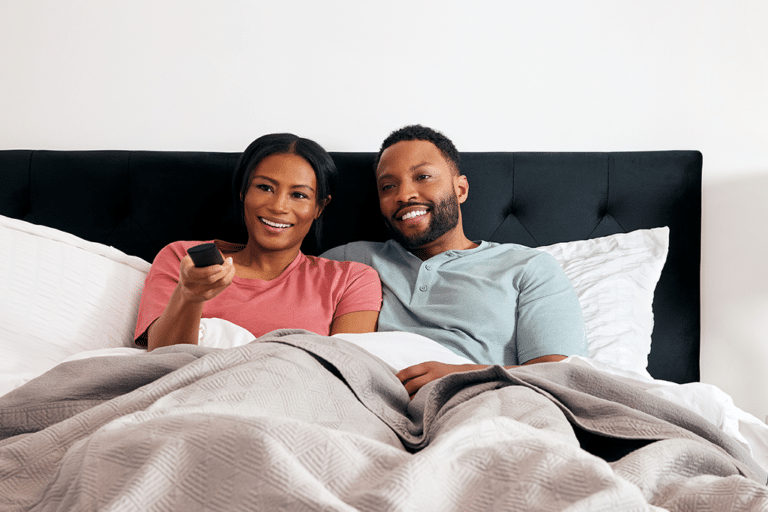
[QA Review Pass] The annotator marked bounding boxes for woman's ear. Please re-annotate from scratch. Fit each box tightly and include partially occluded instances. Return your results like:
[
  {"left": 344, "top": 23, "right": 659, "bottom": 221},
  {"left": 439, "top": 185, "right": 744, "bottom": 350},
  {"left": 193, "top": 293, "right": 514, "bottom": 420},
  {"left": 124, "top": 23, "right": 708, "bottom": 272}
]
[{"left": 316, "top": 195, "right": 331, "bottom": 219}]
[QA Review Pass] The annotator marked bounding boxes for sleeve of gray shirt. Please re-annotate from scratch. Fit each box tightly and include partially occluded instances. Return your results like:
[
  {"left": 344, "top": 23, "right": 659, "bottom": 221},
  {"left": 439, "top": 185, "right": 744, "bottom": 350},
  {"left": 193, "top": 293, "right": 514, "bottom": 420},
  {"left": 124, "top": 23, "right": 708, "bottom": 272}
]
[{"left": 514, "top": 251, "right": 588, "bottom": 363}]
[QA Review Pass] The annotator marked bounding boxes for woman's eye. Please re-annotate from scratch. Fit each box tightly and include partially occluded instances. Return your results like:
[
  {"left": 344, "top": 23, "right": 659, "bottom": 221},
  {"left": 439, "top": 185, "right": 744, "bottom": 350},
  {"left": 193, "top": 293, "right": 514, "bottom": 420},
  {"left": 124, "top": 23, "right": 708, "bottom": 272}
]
[
  {"left": 416, "top": 174, "right": 430, "bottom": 180},
  {"left": 292, "top": 192, "right": 309, "bottom": 199},
  {"left": 255, "top": 183, "right": 272, "bottom": 192}
]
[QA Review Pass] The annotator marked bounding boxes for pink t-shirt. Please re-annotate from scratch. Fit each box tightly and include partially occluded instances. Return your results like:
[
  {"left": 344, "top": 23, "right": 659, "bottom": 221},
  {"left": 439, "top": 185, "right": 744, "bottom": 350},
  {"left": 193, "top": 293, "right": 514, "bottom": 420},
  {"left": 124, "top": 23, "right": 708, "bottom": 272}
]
[{"left": 134, "top": 240, "right": 382, "bottom": 343}]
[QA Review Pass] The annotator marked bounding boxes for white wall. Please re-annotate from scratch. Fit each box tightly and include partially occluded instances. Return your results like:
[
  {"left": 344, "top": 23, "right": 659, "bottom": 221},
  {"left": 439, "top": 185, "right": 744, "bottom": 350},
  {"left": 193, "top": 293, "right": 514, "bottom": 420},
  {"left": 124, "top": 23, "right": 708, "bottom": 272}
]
[{"left": 2, "top": 1, "right": 767, "bottom": 420}]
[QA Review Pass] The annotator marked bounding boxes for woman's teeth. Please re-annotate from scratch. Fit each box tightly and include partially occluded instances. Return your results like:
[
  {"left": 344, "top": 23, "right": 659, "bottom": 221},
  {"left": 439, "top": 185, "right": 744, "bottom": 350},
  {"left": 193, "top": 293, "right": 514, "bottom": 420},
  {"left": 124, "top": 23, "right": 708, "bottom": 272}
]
[
  {"left": 401, "top": 210, "right": 427, "bottom": 221},
  {"left": 261, "top": 218, "right": 291, "bottom": 228}
]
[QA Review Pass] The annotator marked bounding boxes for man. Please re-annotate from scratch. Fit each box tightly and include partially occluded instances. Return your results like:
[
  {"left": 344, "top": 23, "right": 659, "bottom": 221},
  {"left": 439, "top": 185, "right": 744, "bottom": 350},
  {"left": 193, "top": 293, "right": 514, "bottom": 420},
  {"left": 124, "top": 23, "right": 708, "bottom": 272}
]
[{"left": 322, "top": 125, "right": 587, "bottom": 397}]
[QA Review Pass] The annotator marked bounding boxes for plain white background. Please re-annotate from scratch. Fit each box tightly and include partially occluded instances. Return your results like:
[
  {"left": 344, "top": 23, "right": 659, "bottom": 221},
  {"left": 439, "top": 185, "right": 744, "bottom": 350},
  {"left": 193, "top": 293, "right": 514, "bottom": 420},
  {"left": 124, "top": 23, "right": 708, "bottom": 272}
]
[{"left": 1, "top": 1, "right": 767, "bottom": 420}]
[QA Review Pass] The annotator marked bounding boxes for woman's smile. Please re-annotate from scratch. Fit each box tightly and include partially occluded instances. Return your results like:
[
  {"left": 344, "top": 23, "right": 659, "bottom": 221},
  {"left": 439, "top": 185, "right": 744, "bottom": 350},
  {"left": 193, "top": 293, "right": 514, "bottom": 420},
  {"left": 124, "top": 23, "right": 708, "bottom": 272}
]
[{"left": 259, "top": 217, "right": 293, "bottom": 230}]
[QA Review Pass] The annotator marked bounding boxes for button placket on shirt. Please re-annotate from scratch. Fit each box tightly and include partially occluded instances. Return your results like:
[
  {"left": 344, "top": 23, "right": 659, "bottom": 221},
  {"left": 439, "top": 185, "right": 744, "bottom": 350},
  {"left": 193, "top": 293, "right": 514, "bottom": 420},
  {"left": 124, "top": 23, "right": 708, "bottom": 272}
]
[{"left": 413, "top": 261, "right": 439, "bottom": 302}]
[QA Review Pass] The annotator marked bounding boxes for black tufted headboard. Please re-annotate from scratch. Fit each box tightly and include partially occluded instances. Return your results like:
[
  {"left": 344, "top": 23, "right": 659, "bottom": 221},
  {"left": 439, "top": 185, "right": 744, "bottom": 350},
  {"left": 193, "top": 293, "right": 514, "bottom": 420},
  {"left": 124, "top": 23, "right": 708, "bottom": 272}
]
[{"left": 0, "top": 149, "right": 702, "bottom": 383}]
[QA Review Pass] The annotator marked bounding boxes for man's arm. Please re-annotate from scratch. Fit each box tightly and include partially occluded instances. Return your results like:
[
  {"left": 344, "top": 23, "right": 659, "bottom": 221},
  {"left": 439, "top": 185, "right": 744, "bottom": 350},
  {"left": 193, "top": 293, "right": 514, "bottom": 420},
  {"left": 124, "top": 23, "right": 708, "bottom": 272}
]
[{"left": 396, "top": 354, "right": 567, "bottom": 399}]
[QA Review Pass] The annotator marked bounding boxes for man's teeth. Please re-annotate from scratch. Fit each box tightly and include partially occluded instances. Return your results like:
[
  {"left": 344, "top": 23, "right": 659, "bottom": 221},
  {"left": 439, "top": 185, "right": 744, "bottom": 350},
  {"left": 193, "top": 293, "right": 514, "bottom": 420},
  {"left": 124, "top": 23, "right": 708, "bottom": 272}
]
[
  {"left": 401, "top": 210, "right": 427, "bottom": 221},
  {"left": 261, "top": 218, "right": 291, "bottom": 228}
]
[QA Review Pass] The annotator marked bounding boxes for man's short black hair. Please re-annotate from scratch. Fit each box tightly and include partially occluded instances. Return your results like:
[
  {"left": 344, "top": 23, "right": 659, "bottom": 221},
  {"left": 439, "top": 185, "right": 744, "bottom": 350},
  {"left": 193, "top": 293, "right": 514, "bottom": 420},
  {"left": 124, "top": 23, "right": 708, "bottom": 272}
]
[{"left": 374, "top": 125, "right": 461, "bottom": 175}]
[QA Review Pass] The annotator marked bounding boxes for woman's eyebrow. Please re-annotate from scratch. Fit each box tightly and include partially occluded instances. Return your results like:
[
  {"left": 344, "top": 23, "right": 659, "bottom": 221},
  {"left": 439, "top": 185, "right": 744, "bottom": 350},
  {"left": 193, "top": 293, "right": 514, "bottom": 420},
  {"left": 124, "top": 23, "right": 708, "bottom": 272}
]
[{"left": 252, "top": 175, "right": 315, "bottom": 192}]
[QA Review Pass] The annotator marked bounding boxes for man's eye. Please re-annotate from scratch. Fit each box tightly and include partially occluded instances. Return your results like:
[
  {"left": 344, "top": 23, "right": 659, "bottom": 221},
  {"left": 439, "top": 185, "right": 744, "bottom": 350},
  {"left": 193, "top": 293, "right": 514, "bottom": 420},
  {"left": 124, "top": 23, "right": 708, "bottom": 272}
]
[
  {"left": 380, "top": 184, "right": 394, "bottom": 191},
  {"left": 416, "top": 174, "right": 430, "bottom": 180}
]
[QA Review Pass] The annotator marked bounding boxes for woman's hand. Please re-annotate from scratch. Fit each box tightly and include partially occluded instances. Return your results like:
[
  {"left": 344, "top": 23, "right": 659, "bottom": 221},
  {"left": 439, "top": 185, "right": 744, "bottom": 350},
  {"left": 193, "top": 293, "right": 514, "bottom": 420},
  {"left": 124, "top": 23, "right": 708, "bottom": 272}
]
[
  {"left": 177, "top": 255, "right": 236, "bottom": 303},
  {"left": 146, "top": 254, "right": 235, "bottom": 351}
]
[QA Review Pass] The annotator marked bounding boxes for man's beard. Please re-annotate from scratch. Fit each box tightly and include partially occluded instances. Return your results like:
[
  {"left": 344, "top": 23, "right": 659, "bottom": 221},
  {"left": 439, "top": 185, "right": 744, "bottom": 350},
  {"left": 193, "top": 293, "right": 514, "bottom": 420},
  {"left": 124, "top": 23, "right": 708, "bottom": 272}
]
[{"left": 384, "top": 193, "right": 460, "bottom": 251}]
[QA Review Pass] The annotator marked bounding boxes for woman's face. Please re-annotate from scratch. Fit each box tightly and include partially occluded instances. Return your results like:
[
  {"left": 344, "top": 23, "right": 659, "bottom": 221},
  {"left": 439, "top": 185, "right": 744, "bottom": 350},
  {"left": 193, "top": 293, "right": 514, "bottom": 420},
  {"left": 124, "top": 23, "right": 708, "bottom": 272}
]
[{"left": 242, "top": 153, "right": 325, "bottom": 256}]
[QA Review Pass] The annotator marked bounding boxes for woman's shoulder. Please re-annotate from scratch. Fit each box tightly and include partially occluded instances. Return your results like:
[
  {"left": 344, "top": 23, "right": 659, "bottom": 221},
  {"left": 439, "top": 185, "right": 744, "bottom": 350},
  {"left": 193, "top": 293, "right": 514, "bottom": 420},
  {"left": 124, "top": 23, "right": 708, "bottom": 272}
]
[{"left": 300, "top": 255, "right": 381, "bottom": 302}]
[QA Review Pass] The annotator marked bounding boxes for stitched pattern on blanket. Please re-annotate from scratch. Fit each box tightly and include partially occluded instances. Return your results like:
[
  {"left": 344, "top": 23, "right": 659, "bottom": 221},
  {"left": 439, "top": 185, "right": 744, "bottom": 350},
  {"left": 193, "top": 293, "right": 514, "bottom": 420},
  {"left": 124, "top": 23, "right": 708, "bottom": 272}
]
[{"left": 1, "top": 330, "right": 767, "bottom": 511}]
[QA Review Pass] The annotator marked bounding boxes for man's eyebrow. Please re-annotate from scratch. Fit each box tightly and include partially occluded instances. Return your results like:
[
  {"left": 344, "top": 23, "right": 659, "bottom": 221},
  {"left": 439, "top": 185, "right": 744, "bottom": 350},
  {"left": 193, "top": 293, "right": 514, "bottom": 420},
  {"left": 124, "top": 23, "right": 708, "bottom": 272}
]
[{"left": 376, "top": 161, "right": 433, "bottom": 182}]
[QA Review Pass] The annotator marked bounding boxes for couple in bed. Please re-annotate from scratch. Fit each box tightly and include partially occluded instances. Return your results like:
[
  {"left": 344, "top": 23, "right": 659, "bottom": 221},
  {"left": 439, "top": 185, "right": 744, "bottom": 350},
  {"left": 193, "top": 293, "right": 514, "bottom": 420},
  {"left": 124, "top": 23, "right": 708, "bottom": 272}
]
[{"left": 134, "top": 125, "right": 587, "bottom": 397}]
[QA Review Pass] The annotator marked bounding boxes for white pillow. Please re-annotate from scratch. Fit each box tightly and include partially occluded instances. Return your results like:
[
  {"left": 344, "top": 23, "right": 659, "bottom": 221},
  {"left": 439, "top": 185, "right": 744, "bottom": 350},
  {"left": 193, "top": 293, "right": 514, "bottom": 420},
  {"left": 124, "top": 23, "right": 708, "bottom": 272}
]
[
  {"left": 197, "top": 317, "right": 474, "bottom": 372},
  {"left": 333, "top": 331, "right": 475, "bottom": 371},
  {"left": 198, "top": 317, "right": 257, "bottom": 349},
  {"left": 537, "top": 227, "right": 669, "bottom": 377},
  {"left": 0, "top": 215, "right": 152, "bottom": 392}
]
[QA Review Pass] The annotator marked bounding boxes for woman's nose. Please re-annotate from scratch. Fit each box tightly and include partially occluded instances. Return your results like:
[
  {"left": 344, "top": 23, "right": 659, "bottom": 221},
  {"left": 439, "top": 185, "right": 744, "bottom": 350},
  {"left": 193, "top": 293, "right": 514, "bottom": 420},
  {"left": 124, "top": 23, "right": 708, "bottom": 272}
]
[{"left": 269, "top": 192, "right": 290, "bottom": 212}]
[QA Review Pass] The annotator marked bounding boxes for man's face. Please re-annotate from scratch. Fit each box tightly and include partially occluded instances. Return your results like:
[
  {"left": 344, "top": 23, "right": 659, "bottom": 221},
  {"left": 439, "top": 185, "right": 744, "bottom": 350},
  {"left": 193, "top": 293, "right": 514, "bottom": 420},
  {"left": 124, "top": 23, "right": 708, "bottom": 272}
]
[{"left": 375, "top": 140, "right": 466, "bottom": 251}]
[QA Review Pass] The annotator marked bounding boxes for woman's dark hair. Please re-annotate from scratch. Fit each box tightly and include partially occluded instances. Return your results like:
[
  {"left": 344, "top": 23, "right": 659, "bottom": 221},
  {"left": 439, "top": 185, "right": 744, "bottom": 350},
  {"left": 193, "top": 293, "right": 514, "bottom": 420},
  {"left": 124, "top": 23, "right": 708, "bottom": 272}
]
[
  {"left": 232, "top": 133, "right": 337, "bottom": 250},
  {"left": 374, "top": 124, "right": 461, "bottom": 175}
]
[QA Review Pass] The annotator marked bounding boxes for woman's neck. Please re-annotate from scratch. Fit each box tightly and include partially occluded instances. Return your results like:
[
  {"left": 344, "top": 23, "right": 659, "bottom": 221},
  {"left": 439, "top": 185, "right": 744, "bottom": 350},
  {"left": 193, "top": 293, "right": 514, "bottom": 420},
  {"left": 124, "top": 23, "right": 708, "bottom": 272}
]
[{"left": 229, "top": 243, "right": 300, "bottom": 281}]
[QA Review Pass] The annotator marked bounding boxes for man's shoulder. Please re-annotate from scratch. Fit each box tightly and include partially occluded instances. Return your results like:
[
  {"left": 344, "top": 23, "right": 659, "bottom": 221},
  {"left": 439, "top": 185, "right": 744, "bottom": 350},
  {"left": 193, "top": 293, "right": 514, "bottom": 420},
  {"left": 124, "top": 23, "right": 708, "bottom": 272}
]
[
  {"left": 467, "top": 241, "right": 552, "bottom": 261},
  {"left": 303, "top": 253, "right": 379, "bottom": 279},
  {"left": 320, "top": 240, "right": 390, "bottom": 264},
  {"left": 458, "top": 241, "right": 564, "bottom": 280}
]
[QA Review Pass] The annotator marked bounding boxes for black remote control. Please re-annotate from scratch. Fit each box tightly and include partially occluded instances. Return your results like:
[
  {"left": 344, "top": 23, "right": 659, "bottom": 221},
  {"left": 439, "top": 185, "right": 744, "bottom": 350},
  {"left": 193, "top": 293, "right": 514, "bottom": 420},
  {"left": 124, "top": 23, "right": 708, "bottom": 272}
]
[{"left": 187, "top": 243, "right": 225, "bottom": 267}]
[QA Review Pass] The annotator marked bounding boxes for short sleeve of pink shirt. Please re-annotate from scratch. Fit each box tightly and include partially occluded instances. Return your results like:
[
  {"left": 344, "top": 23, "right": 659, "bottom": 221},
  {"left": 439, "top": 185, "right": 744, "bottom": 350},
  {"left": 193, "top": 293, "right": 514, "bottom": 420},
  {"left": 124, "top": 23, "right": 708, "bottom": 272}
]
[{"left": 134, "top": 241, "right": 382, "bottom": 344}]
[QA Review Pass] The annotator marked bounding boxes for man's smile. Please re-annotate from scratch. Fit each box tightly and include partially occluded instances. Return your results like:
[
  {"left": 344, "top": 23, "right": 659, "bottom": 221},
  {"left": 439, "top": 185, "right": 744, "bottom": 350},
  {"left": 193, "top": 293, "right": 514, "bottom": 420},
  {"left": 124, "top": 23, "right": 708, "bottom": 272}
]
[
  {"left": 399, "top": 209, "right": 428, "bottom": 221},
  {"left": 394, "top": 204, "right": 432, "bottom": 222}
]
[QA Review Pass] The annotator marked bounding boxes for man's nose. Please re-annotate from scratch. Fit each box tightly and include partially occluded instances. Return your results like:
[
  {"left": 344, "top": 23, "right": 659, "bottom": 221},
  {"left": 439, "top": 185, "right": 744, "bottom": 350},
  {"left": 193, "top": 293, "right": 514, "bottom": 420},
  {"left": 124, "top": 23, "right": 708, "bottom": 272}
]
[{"left": 396, "top": 181, "right": 419, "bottom": 203}]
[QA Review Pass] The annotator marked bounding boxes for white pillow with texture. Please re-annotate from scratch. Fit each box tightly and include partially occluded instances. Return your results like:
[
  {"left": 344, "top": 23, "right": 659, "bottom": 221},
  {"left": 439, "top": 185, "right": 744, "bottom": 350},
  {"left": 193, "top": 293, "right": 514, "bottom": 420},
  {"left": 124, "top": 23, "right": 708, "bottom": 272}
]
[
  {"left": 537, "top": 227, "right": 669, "bottom": 377},
  {"left": 0, "top": 215, "right": 152, "bottom": 391}
]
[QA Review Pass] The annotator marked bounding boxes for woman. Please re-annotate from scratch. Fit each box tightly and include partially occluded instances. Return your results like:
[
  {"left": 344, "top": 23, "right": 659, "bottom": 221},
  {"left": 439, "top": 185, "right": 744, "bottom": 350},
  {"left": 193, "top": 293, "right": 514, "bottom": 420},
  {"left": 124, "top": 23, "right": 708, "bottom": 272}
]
[{"left": 134, "top": 133, "right": 381, "bottom": 351}]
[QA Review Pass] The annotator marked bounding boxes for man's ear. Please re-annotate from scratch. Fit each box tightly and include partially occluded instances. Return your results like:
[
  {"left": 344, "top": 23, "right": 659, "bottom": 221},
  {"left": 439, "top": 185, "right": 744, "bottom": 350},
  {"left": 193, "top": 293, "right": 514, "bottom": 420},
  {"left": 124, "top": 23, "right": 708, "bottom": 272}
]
[
  {"left": 455, "top": 175, "right": 469, "bottom": 204},
  {"left": 316, "top": 195, "right": 331, "bottom": 219}
]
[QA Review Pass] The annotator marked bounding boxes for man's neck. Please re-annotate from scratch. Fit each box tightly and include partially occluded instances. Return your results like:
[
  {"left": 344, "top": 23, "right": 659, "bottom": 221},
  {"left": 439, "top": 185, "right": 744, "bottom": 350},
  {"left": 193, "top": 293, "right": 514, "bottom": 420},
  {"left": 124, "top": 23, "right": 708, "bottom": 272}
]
[{"left": 408, "top": 234, "right": 479, "bottom": 261}]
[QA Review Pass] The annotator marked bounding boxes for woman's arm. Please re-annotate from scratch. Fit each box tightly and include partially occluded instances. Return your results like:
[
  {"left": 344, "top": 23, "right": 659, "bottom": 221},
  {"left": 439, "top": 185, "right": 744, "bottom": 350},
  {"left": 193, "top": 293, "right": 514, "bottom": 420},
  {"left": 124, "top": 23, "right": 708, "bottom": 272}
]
[
  {"left": 327, "top": 262, "right": 381, "bottom": 335},
  {"left": 146, "top": 255, "right": 236, "bottom": 351},
  {"left": 329, "top": 310, "right": 379, "bottom": 335}
]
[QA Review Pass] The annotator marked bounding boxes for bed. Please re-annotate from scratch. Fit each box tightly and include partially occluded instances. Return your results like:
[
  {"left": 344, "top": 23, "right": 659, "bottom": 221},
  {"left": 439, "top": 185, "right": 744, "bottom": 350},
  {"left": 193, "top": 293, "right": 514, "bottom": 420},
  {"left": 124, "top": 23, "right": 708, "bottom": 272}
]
[{"left": 1, "top": 148, "right": 767, "bottom": 511}]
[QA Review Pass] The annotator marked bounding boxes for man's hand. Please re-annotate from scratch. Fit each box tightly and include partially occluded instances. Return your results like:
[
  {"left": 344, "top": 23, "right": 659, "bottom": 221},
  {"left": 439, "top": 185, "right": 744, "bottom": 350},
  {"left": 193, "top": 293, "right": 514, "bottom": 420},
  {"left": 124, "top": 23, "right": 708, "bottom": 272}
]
[
  {"left": 395, "top": 354, "right": 568, "bottom": 399},
  {"left": 396, "top": 361, "right": 484, "bottom": 398}
]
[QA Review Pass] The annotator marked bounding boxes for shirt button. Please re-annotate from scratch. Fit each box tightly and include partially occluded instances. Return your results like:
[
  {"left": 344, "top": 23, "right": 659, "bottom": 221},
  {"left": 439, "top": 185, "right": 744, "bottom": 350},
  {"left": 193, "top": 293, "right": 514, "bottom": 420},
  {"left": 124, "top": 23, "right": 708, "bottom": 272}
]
[
  {"left": 425, "top": 265, "right": 432, "bottom": 271},
  {"left": 419, "top": 285, "right": 427, "bottom": 292}
]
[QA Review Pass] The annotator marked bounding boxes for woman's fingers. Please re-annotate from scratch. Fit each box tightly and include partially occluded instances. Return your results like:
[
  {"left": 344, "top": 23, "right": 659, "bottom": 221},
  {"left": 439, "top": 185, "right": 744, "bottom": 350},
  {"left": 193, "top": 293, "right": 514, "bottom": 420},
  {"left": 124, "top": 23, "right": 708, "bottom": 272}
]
[{"left": 179, "top": 255, "right": 234, "bottom": 301}]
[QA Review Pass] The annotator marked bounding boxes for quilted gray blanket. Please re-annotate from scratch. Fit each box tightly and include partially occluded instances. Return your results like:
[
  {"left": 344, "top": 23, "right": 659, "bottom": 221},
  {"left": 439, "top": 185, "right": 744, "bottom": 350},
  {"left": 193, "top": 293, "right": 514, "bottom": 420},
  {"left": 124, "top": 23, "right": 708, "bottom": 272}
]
[{"left": 1, "top": 330, "right": 767, "bottom": 511}]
